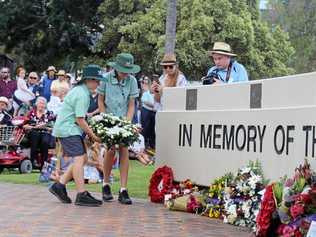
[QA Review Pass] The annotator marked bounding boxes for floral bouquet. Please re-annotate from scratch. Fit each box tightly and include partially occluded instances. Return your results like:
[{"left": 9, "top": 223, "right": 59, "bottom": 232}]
[
  {"left": 257, "top": 159, "right": 316, "bottom": 236},
  {"left": 223, "top": 160, "right": 265, "bottom": 231},
  {"left": 166, "top": 193, "right": 205, "bottom": 214},
  {"left": 89, "top": 113, "right": 139, "bottom": 148},
  {"left": 205, "top": 173, "right": 234, "bottom": 219}
]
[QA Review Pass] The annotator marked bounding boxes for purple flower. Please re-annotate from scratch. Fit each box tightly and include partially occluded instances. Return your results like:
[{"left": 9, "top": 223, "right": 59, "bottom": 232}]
[{"left": 210, "top": 198, "right": 221, "bottom": 205}]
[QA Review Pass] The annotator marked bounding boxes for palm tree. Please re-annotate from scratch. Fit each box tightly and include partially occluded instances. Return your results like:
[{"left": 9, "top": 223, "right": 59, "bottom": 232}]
[{"left": 165, "top": 0, "right": 177, "bottom": 54}]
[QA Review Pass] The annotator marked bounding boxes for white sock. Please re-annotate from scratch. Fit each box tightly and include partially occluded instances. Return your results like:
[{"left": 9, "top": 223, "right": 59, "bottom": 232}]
[
  {"left": 120, "top": 187, "right": 127, "bottom": 192},
  {"left": 103, "top": 181, "right": 110, "bottom": 187}
]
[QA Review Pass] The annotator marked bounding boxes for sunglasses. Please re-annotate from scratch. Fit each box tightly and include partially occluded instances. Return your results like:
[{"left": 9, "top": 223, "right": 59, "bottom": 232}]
[
  {"left": 29, "top": 76, "right": 37, "bottom": 79},
  {"left": 1, "top": 71, "right": 9, "bottom": 74},
  {"left": 163, "top": 65, "right": 175, "bottom": 70}
]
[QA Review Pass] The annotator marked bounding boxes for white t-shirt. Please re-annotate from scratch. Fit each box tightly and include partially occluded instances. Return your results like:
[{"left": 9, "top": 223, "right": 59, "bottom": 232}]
[
  {"left": 47, "top": 95, "right": 63, "bottom": 115},
  {"left": 129, "top": 134, "right": 145, "bottom": 153},
  {"left": 14, "top": 78, "right": 35, "bottom": 103}
]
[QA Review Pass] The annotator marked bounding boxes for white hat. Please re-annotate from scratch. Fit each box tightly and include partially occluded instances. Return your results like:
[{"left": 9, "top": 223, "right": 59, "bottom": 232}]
[
  {"left": 0, "top": 96, "right": 9, "bottom": 106},
  {"left": 209, "top": 42, "right": 237, "bottom": 57},
  {"left": 46, "top": 66, "right": 57, "bottom": 72}
]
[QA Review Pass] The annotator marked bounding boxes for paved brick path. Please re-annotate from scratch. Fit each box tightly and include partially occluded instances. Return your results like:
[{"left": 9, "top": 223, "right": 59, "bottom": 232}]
[{"left": 0, "top": 183, "right": 252, "bottom": 237}]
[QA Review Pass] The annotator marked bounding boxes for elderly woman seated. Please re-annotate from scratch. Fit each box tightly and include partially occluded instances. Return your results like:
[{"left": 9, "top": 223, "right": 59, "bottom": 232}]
[
  {"left": 0, "top": 96, "right": 12, "bottom": 126},
  {"left": 23, "top": 96, "right": 55, "bottom": 167}
]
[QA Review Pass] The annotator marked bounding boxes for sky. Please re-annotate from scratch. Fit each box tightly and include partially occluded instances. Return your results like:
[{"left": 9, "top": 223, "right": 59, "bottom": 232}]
[{"left": 260, "top": 0, "right": 268, "bottom": 9}]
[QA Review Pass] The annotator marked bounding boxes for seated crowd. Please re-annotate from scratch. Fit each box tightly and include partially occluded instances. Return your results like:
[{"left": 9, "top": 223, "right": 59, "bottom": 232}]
[
  {"left": 0, "top": 64, "right": 154, "bottom": 179},
  {"left": 0, "top": 42, "right": 249, "bottom": 180}
]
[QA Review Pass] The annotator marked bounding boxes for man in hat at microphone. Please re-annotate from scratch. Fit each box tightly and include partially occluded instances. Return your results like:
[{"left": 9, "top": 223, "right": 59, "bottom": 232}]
[{"left": 205, "top": 42, "right": 248, "bottom": 84}]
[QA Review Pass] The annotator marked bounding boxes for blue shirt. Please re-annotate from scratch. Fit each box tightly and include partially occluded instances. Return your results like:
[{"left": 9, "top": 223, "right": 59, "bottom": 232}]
[
  {"left": 41, "top": 75, "right": 56, "bottom": 101},
  {"left": 207, "top": 60, "right": 248, "bottom": 83},
  {"left": 141, "top": 91, "right": 155, "bottom": 111},
  {"left": 97, "top": 71, "right": 139, "bottom": 117}
]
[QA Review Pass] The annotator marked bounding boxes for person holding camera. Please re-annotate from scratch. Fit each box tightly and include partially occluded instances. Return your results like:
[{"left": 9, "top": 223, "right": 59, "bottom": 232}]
[
  {"left": 152, "top": 53, "right": 187, "bottom": 111},
  {"left": 202, "top": 42, "right": 248, "bottom": 85}
]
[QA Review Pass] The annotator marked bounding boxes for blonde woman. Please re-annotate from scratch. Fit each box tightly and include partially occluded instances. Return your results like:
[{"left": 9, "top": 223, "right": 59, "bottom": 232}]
[
  {"left": 152, "top": 54, "right": 187, "bottom": 111},
  {"left": 50, "top": 70, "right": 70, "bottom": 101}
]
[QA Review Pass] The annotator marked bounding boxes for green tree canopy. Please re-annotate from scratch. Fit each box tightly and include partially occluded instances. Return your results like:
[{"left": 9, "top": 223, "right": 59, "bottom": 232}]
[
  {"left": 264, "top": 0, "right": 316, "bottom": 73},
  {"left": 0, "top": 0, "right": 102, "bottom": 71},
  {"left": 0, "top": 0, "right": 294, "bottom": 79},
  {"left": 96, "top": 0, "right": 294, "bottom": 80}
]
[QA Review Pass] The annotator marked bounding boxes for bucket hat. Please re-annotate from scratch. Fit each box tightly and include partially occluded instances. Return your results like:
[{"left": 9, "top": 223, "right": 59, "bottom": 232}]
[
  {"left": 107, "top": 53, "right": 140, "bottom": 74},
  {"left": 80, "top": 64, "right": 105, "bottom": 82}
]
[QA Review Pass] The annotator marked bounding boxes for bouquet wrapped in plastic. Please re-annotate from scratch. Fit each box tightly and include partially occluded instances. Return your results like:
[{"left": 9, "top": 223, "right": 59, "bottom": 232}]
[{"left": 89, "top": 113, "right": 139, "bottom": 148}]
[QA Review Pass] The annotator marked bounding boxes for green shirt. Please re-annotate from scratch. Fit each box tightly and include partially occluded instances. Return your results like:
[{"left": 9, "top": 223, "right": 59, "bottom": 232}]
[
  {"left": 52, "top": 84, "right": 90, "bottom": 137},
  {"left": 97, "top": 71, "right": 139, "bottom": 117}
]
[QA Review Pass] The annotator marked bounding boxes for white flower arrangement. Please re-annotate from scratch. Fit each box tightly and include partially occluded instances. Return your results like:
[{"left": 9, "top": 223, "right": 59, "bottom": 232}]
[
  {"left": 223, "top": 161, "right": 264, "bottom": 232},
  {"left": 89, "top": 113, "right": 139, "bottom": 148}
]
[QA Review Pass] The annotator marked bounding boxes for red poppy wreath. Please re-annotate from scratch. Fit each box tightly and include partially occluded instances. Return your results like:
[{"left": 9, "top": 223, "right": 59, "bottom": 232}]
[{"left": 149, "top": 166, "right": 174, "bottom": 203}]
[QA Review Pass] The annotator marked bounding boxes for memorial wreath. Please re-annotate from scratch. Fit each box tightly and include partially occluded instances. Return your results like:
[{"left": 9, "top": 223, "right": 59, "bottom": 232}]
[{"left": 148, "top": 166, "right": 174, "bottom": 203}]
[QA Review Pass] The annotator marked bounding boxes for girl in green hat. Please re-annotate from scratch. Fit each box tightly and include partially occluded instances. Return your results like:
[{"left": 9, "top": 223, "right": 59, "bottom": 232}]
[
  {"left": 97, "top": 53, "right": 140, "bottom": 205},
  {"left": 49, "top": 64, "right": 104, "bottom": 207}
]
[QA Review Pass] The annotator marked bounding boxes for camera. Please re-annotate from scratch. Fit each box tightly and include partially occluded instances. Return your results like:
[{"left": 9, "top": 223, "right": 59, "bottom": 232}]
[{"left": 201, "top": 71, "right": 220, "bottom": 85}]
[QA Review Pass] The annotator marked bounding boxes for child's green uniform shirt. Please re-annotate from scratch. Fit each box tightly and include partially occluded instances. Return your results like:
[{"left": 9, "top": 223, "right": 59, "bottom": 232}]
[
  {"left": 53, "top": 84, "right": 90, "bottom": 137},
  {"left": 97, "top": 71, "right": 139, "bottom": 117}
]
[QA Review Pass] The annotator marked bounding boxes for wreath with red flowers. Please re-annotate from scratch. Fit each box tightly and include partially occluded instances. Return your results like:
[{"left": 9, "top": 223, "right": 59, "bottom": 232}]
[
  {"left": 256, "top": 184, "right": 276, "bottom": 236},
  {"left": 149, "top": 166, "right": 174, "bottom": 203}
]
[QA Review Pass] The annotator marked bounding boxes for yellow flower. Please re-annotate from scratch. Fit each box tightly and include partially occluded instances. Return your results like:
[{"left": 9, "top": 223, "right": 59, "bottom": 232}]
[
  {"left": 214, "top": 210, "right": 220, "bottom": 218},
  {"left": 209, "top": 208, "right": 221, "bottom": 219}
]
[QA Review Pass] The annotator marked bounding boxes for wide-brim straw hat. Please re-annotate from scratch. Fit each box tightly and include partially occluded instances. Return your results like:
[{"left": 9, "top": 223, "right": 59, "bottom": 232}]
[
  {"left": 46, "top": 66, "right": 57, "bottom": 72},
  {"left": 107, "top": 53, "right": 141, "bottom": 74},
  {"left": 56, "top": 70, "right": 66, "bottom": 77},
  {"left": 160, "top": 53, "right": 177, "bottom": 66},
  {"left": 0, "top": 96, "right": 9, "bottom": 106},
  {"left": 209, "top": 42, "right": 237, "bottom": 57}
]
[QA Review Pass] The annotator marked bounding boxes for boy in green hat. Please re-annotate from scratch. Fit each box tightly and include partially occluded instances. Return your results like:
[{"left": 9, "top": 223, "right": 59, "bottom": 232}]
[
  {"left": 49, "top": 64, "right": 104, "bottom": 207},
  {"left": 97, "top": 53, "right": 140, "bottom": 205}
]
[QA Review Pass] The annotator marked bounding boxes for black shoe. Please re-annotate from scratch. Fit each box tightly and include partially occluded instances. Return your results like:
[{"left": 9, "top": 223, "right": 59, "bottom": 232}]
[
  {"left": 75, "top": 191, "right": 102, "bottom": 207},
  {"left": 49, "top": 183, "right": 72, "bottom": 204},
  {"left": 102, "top": 185, "right": 113, "bottom": 202},
  {"left": 118, "top": 190, "right": 132, "bottom": 205}
]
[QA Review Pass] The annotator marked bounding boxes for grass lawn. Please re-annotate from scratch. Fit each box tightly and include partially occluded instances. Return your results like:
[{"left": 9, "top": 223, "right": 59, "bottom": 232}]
[{"left": 0, "top": 160, "right": 155, "bottom": 199}]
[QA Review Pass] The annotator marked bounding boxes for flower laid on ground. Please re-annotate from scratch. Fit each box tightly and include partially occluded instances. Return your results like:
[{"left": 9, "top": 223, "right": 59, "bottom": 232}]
[
  {"left": 205, "top": 173, "right": 234, "bottom": 219},
  {"left": 89, "top": 113, "right": 139, "bottom": 148},
  {"left": 149, "top": 161, "right": 264, "bottom": 231},
  {"left": 148, "top": 166, "right": 174, "bottom": 203},
  {"left": 256, "top": 184, "right": 276, "bottom": 236},
  {"left": 256, "top": 159, "right": 316, "bottom": 236},
  {"left": 165, "top": 190, "right": 205, "bottom": 214},
  {"left": 222, "top": 160, "right": 265, "bottom": 232},
  {"left": 161, "top": 178, "right": 206, "bottom": 213},
  {"left": 150, "top": 160, "right": 316, "bottom": 235}
]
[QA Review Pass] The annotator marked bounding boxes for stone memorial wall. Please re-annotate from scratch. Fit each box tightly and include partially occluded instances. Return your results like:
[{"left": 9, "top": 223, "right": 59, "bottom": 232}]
[{"left": 156, "top": 72, "right": 316, "bottom": 185}]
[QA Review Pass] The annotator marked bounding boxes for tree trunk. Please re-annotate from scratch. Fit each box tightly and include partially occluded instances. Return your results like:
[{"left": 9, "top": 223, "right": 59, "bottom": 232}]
[{"left": 165, "top": 0, "right": 177, "bottom": 54}]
